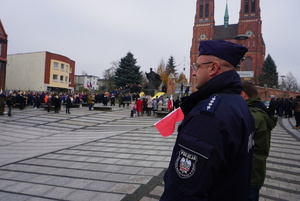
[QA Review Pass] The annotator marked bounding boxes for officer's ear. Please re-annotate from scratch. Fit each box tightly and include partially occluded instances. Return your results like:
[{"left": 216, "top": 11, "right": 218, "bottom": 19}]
[{"left": 209, "top": 61, "right": 220, "bottom": 76}]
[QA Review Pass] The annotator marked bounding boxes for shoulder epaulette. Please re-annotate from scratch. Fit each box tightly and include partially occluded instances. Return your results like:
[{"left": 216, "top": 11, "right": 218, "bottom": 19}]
[{"left": 200, "top": 94, "right": 221, "bottom": 115}]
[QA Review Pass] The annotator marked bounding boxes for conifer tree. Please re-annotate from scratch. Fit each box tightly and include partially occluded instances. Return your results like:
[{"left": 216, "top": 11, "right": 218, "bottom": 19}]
[
  {"left": 258, "top": 54, "right": 278, "bottom": 88},
  {"left": 114, "top": 52, "right": 142, "bottom": 87},
  {"left": 165, "top": 55, "right": 177, "bottom": 76}
]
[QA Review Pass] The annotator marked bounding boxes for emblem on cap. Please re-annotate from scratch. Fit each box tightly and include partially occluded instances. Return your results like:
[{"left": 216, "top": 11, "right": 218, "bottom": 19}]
[{"left": 175, "top": 149, "right": 198, "bottom": 178}]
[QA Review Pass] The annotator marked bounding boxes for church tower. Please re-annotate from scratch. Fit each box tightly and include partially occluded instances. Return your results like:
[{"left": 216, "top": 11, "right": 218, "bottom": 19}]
[
  {"left": 190, "top": 0, "right": 265, "bottom": 87},
  {"left": 190, "top": 0, "right": 215, "bottom": 83},
  {"left": 238, "top": 0, "right": 265, "bottom": 83}
]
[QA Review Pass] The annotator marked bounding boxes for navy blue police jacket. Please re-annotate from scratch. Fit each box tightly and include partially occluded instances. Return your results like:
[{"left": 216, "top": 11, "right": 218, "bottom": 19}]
[{"left": 160, "top": 70, "right": 255, "bottom": 201}]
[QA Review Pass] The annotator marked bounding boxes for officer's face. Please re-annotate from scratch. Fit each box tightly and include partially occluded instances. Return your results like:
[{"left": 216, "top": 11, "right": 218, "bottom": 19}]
[{"left": 192, "top": 56, "right": 213, "bottom": 89}]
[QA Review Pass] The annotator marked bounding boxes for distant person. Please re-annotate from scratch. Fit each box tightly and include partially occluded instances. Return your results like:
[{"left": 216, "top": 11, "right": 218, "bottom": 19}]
[
  {"left": 269, "top": 95, "right": 277, "bottom": 116},
  {"left": 65, "top": 95, "right": 72, "bottom": 114},
  {"left": 180, "top": 83, "right": 184, "bottom": 94},
  {"left": 184, "top": 86, "right": 189, "bottom": 96},
  {"left": 6, "top": 93, "right": 14, "bottom": 116},
  {"left": 110, "top": 94, "right": 115, "bottom": 106},
  {"left": 136, "top": 98, "right": 143, "bottom": 117},
  {"left": 0, "top": 95, "right": 5, "bottom": 115},
  {"left": 241, "top": 81, "right": 277, "bottom": 201},
  {"left": 292, "top": 96, "right": 300, "bottom": 129},
  {"left": 88, "top": 94, "right": 93, "bottom": 110},
  {"left": 173, "top": 97, "right": 181, "bottom": 109}
]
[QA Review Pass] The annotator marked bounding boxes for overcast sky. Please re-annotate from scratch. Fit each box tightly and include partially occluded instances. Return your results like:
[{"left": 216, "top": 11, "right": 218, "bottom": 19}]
[{"left": 1, "top": 0, "right": 300, "bottom": 82}]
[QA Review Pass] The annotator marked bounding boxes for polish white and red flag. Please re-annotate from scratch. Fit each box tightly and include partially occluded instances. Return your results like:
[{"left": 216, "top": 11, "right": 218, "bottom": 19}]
[{"left": 154, "top": 107, "right": 184, "bottom": 137}]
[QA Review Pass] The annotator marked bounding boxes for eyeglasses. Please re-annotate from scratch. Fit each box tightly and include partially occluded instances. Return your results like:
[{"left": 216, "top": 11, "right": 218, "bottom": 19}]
[{"left": 192, "top": 62, "right": 213, "bottom": 72}]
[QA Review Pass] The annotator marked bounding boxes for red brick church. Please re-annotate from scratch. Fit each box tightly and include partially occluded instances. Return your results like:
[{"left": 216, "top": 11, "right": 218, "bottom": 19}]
[{"left": 190, "top": 0, "right": 265, "bottom": 86}]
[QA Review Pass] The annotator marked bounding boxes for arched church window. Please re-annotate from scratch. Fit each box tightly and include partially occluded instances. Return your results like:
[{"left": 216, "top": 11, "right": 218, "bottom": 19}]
[
  {"left": 205, "top": 3, "right": 209, "bottom": 18},
  {"left": 200, "top": 5, "right": 203, "bottom": 18},
  {"left": 251, "top": 0, "right": 256, "bottom": 13},
  {"left": 244, "top": 57, "right": 252, "bottom": 71},
  {"left": 245, "top": 0, "right": 249, "bottom": 13}
]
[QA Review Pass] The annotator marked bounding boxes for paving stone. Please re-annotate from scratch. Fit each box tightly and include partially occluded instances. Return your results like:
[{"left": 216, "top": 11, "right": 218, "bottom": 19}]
[
  {"left": 21, "top": 184, "right": 54, "bottom": 196},
  {"left": 26, "top": 197, "right": 56, "bottom": 201},
  {"left": 64, "top": 178, "right": 94, "bottom": 189},
  {"left": 150, "top": 186, "right": 164, "bottom": 197},
  {"left": 109, "top": 183, "right": 140, "bottom": 194},
  {"left": 3, "top": 182, "right": 35, "bottom": 193},
  {"left": 127, "top": 175, "right": 152, "bottom": 184},
  {"left": 43, "top": 187, "right": 75, "bottom": 199},
  {"left": 29, "top": 175, "right": 55, "bottom": 183},
  {"left": 65, "top": 189, "right": 99, "bottom": 201},
  {"left": 0, "top": 193, "right": 30, "bottom": 201},
  {"left": 89, "top": 192, "right": 125, "bottom": 201},
  {"left": 84, "top": 180, "right": 116, "bottom": 191},
  {"left": 140, "top": 197, "right": 159, "bottom": 201},
  {"left": 0, "top": 180, "right": 16, "bottom": 189}
]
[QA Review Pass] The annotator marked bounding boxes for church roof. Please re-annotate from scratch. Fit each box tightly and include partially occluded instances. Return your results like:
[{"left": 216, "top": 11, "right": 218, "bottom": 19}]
[{"left": 213, "top": 24, "right": 238, "bottom": 40}]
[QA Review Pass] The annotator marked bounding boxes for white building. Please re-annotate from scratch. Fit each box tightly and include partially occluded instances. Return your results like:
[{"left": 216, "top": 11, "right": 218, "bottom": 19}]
[
  {"left": 6, "top": 51, "right": 75, "bottom": 92},
  {"left": 75, "top": 75, "right": 99, "bottom": 91}
]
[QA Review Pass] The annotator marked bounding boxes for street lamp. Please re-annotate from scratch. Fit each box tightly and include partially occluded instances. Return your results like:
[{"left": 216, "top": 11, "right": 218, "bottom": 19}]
[
  {"left": 281, "top": 75, "right": 286, "bottom": 97},
  {"left": 235, "top": 35, "right": 249, "bottom": 45}
]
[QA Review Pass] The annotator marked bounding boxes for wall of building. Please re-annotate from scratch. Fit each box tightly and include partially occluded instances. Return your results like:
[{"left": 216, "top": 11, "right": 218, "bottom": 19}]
[
  {"left": 45, "top": 52, "right": 75, "bottom": 90},
  {"left": 49, "top": 59, "right": 72, "bottom": 89},
  {"left": 6, "top": 52, "right": 46, "bottom": 91},
  {"left": 257, "top": 86, "right": 300, "bottom": 101},
  {"left": 6, "top": 51, "right": 75, "bottom": 92},
  {"left": 0, "top": 20, "right": 8, "bottom": 90}
]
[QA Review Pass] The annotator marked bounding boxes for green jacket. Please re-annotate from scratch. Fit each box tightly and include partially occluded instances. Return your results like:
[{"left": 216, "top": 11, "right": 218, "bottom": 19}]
[{"left": 246, "top": 97, "right": 278, "bottom": 186}]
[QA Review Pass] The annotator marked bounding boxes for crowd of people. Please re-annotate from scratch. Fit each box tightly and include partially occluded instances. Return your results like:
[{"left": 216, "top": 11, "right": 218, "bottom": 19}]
[
  {"left": 0, "top": 89, "right": 178, "bottom": 117},
  {"left": 128, "top": 95, "right": 173, "bottom": 118}
]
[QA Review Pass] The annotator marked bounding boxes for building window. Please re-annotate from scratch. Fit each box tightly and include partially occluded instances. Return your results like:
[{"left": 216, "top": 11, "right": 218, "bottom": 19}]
[
  {"left": 53, "top": 74, "right": 58, "bottom": 81},
  {"left": 65, "top": 76, "right": 68, "bottom": 82},
  {"left": 53, "top": 62, "right": 59, "bottom": 70},
  {"left": 205, "top": 3, "right": 209, "bottom": 18},
  {"left": 61, "top": 63, "right": 64, "bottom": 71},
  {"left": 60, "top": 75, "right": 64, "bottom": 82},
  {"left": 244, "top": 57, "right": 252, "bottom": 71},
  {"left": 0, "top": 44, "right": 2, "bottom": 56},
  {"left": 66, "top": 65, "right": 69, "bottom": 73},
  {"left": 251, "top": 0, "right": 256, "bottom": 13},
  {"left": 245, "top": 0, "right": 249, "bottom": 13},
  {"left": 69, "top": 78, "right": 72, "bottom": 83},
  {"left": 200, "top": 5, "right": 203, "bottom": 18},
  {"left": 69, "top": 68, "right": 72, "bottom": 74}
]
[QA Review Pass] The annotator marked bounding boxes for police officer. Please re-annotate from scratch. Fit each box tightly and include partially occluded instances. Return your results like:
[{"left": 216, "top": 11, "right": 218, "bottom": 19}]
[{"left": 160, "top": 40, "right": 255, "bottom": 201}]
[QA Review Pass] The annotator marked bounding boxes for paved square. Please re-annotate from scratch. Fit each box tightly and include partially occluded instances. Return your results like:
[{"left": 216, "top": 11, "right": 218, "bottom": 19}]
[{"left": 0, "top": 105, "right": 299, "bottom": 200}]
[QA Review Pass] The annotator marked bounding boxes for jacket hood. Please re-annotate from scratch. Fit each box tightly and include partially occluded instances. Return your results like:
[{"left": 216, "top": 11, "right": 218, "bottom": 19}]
[{"left": 246, "top": 97, "right": 278, "bottom": 130}]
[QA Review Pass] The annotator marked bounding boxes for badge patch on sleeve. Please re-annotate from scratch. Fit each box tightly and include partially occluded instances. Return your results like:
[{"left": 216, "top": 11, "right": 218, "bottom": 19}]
[{"left": 175, "top": 149, "right": 198, "bottom": 178}]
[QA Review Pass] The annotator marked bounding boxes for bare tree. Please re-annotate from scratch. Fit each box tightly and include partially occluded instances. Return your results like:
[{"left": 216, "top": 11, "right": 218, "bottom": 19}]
[
  {"left": 156, "top": 58, "right": 168, "bottom": 86},
  {"left": 102, "top": 61, "right": 118, "bottom": 91},
  {"left": 283, "top": 72, "right": 299, "bottom": 91}
]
